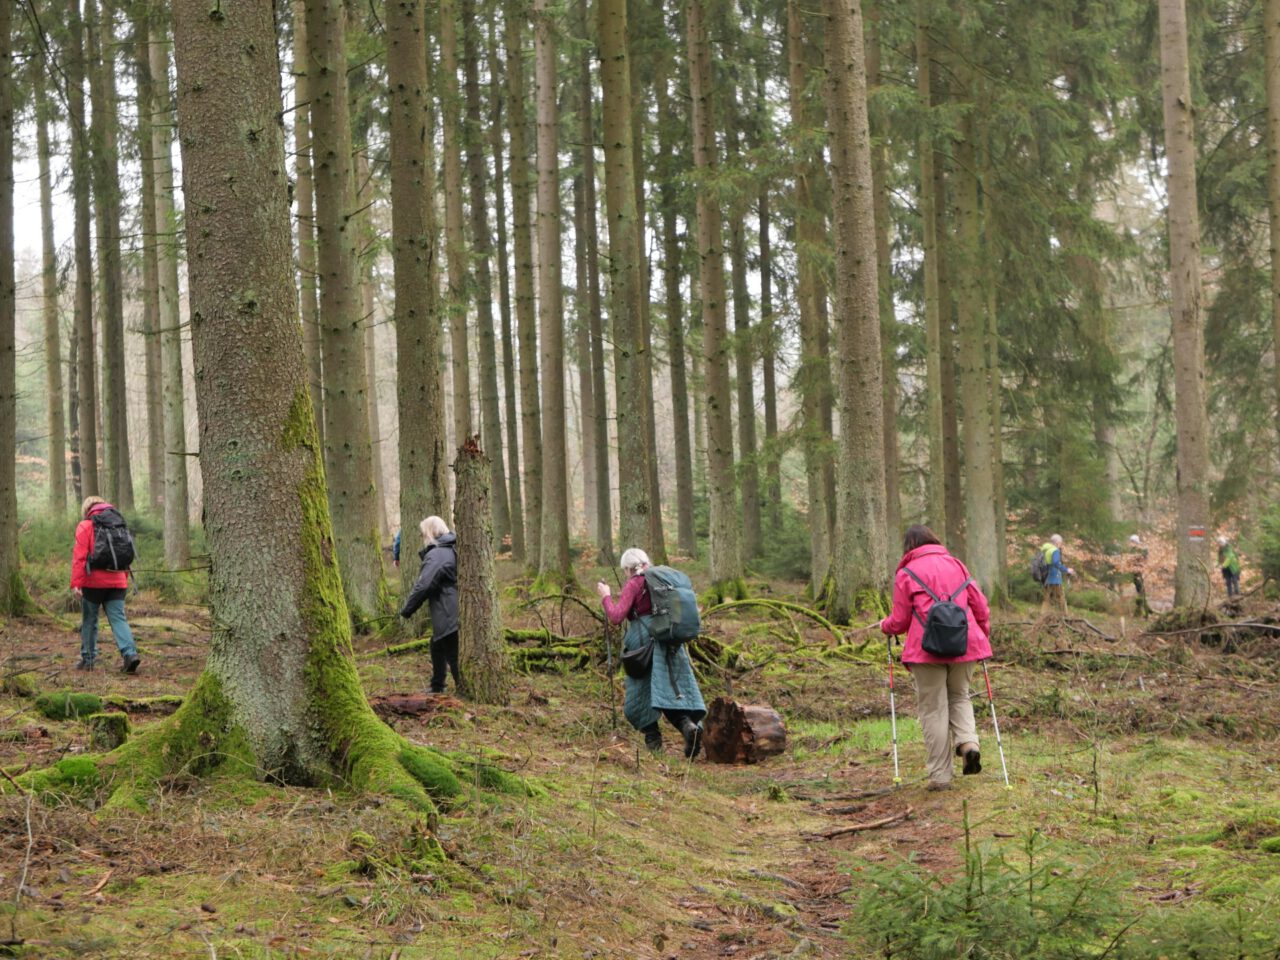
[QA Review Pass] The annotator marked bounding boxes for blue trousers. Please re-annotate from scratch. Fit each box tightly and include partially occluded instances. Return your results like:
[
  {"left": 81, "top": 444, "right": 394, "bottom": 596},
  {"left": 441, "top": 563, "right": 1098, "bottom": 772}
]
[{"left": 80, "top": 598, "right": 137, "bottom": 663}]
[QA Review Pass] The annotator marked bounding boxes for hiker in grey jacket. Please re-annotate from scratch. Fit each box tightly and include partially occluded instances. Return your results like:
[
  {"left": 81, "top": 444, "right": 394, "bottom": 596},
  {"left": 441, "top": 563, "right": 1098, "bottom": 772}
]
[{"left": 400, "top": 516, "right": 460, "bottom": 693}]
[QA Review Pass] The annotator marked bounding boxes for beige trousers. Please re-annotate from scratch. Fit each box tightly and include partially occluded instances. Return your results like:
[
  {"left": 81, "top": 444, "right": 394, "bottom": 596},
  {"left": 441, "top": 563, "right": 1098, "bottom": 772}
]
[
  {"left": 910, "top": 662, "right": 979, "bottom": 785},
  {"left": 1041, "top": 583, "right": 1066, "bottom": 615}
]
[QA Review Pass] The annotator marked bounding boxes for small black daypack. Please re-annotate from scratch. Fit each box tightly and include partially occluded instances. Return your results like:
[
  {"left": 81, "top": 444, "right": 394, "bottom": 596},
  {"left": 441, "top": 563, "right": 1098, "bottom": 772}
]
[
  {"left": 903, "top": 567, "right": 971, "bottom": 659},
  {"left": 1030, "top": 551, "right": 1049, "bottom": 584},
  {"left": 87, "top": 508, "right": 136, "bottom": 573}
]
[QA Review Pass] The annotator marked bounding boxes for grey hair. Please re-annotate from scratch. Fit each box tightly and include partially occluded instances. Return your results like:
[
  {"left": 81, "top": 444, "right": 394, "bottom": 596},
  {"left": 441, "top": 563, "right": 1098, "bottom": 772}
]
[
  {"left": 1050, "top": 534, "right": 1063, "bottom": 546},
  {"left": 619, "top": 547, "right": 651, "bottom": 577},
  {"left": 420, "top": 515, "right": 450, "bottom": 545}
]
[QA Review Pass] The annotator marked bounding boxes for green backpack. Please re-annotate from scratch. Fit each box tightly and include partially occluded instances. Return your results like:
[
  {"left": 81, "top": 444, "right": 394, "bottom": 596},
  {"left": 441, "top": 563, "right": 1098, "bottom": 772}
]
[{"left": 640, "top": 565, "right": 701, "bottom": 647}]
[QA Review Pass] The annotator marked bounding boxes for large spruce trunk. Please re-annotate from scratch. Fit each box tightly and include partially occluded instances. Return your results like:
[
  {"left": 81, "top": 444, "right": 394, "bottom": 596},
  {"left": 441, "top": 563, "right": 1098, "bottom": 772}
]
[
  {"left": 440, "top": 0, "right": 473, "bottom": 448},
  {"left": 305, "top": 0, "right": 386, "bottom": 618},
  {"left": 291, "top": 0, "right": 324, "bottom": 448},
  {"left": 35, "top": 75, "right": 67, "bottom": 518},
  {"left": 1158, "top": 0, "right": 1212, "bottom": 608},
  {"left": 823, "top": 0, "right": 888, "bottom": 618},
  {"left": 1266, "top": 0, "right": 1280, "bottom": 457},
  {"left": 69, "top": 0, "right": 99, "bottom": 498}
]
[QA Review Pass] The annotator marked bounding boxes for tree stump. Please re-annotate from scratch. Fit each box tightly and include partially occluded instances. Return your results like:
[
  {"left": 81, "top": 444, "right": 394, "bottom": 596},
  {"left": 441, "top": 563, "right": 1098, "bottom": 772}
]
[
  {"left": 88, "top": 712, "right": 131, "bottom": 751},
  {"left": 702, "top": 697, "right": 787, "bottom": 764}
]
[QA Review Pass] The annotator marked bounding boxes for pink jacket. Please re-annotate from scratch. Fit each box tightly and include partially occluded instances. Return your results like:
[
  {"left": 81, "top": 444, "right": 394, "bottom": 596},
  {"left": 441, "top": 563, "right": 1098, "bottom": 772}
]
[
  {"left": 71, "top": 502, "right": 130, "bottom": 590},
  {"left": 879, "top": 544, "right": 992, "bottom": 665}
]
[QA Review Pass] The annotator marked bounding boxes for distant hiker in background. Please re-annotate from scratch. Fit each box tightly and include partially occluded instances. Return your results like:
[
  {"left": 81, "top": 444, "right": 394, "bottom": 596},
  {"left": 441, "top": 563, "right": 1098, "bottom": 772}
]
[
  {"left": 1218, "top": 536, "right": 1242, "bottom": 598},
  {"left": 392, "top": 528, "right": 401, "bottom": 569},
  {"left": 399, "top": 516, "right": 460, "bottom": 693},
  {"left": 1126, "top": 534, "right": 1152, "bottom": 618},
  {"left": 597, "top": 548, "right": 706, "bottom": 758},
  {"left": 880, "top": 525, "right": 992, "bottom": 790},
  {"left": 1039, "top": 534, "right": 1074, "bottom": 616},
  {"left": 71, "top": 496, "right": 140, "bottom": 674}
]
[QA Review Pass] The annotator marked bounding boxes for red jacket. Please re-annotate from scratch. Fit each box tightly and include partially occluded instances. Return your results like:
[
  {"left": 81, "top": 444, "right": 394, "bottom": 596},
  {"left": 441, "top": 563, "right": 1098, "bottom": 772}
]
[
  {"left": 70, "top": 503, "right": 130, "bottom": 590},
  {"left": 879, "top": 544, "right": 992, "bottom": 665}
]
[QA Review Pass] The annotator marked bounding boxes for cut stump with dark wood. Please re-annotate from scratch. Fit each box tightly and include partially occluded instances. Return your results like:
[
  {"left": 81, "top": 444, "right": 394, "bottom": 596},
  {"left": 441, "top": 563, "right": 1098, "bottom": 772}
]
[{"left": 702, "top": 697, "right": 787, "bottom": 764}]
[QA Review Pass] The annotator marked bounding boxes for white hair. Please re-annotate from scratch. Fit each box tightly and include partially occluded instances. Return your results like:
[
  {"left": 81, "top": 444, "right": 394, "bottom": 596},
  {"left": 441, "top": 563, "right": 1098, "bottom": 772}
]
[
  {"left": 1129, "top": 534, "right": 1141, "bottom": 544},
  {"left": 619, "top": 547, "right": 651, "bottom": 577},
  {"left": 1050, "top": 534, "right": 1063, "bottom": 546},
  {"left": 420, "top": 515, "right": 450, "bottom": 545}
]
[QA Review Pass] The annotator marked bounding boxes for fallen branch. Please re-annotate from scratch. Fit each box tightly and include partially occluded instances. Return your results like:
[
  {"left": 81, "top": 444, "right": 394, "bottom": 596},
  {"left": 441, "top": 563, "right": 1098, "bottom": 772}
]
[
  {"left": 808, "top": 806, "right": 913, "bottom": 840},
  {"left": 87, "top": 869, "right": 114, "bottom": 896},
  {"left": 519, "top": 592, "right": 604, "bottom": 624},
  {"left": 705, "top": 598, "right": 844, "bottom": 644},
  {"left": 1063, "top": 618, "right": 1117, "bottom": 642},
  {"left": 1142, "top": 621, "right": 1280, "bottom": 639}
]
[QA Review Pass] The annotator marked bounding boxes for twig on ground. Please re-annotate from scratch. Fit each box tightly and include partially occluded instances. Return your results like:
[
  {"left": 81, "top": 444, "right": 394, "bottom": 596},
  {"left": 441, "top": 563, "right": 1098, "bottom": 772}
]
[
  {"left": 87, "top": 869, "right": 114, "bottom": 896},
  {"left": 808, "top": 805, "right": 913, "bottom": 840},
  {"left": 5, "top": 767, "right": 34, "bottom": 946}
]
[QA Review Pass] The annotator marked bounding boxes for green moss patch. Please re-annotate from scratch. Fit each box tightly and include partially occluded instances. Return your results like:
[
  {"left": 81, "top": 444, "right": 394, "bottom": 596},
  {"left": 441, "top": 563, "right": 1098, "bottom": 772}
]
[{"left": 35, "top": 691, "right": 103, "bottom": 720}]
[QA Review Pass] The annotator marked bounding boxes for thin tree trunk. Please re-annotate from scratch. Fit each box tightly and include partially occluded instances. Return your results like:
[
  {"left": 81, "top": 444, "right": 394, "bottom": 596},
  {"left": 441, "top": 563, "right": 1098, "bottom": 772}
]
[
  {"left": 688, "top": 0, "right": 744, "bottom": 596},
  {"left": 578, "top": 0, "right": 613, "bottom": 563},
  {"left": 36, "top": 74, "right": 67, "bottom": 517},
  {"left": 489, "top": 23, "right": 524, "bottom": 560},
  {"left": 440, "top": 0, "right": 473, "bottom": 449},
  {"left": 866, "top": 9, "right": 900, "bottom": 542},
  {"left": 916, "top": 11, "right": 946, "bottom": 536},
  {"left": 728, "top": 125, "right": 763, "bottom": 561},
  {"left": 505, "top": 9, "right": 543, "bottom": 567},
  {"left": 69, "top": 0, "right": 99, "bottom": 499},
  {"left": 1158, "top": 0, "right": 1212, "bottom": 608},
  {"left": 69, "top": 299, "right": 82, "bottom": 503},
  {"left": 534, "top": 0, "right": 572, "bottom": 584},
  {"left": 87, "top": 0, "right": 133, "bottom": 509},
  {"left": 149, "top": 25, "right": 192, "bottom": 569},
  {"left": 1266, "top": 0, "right": 1280, "bottom": 463},
  {"left": 292, "top": 0, "right": 325, "bottom": 449},
  {"left": 758, "top": 189, "right": 780, "bottom": 535},
  {"left": 388, "top": 0, "right": 450, "bottom": 603},
  {"left": 462, "top": 0, "right": 510, "bottom": 549},
  {"left": 572, "top": 169, "right": 598, "bottom": 541},
  {"left": 656, "top": 60, "right": 696, "bottom": 557},
  {"left": 598, "top": 0, "right": 651, "bottom": 553},
  {"left": 134, "top": 15, "right": 165, "bottom": 516},
  {"left": 306, "top": 0, "right": 385, "bottom": 617},
  {"left": 454, "top": 437, "right": 512, "bottom": 704},
  {"left": 823, "top": 0, "right": 888, "bottom": 619},
  {"left": 787, "top": 0, "right": 832, "bottom": 591},
  {"left": 354, "top": 153, "right": 390, "bottom": 543},
  {"left": 936, "top": 153, "right": 964, "bottom": 556}
]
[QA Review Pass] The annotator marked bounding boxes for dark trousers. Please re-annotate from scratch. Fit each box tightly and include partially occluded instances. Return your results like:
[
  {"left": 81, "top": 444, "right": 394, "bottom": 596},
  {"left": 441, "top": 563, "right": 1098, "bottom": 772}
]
[
  {"left": 430, "top": 631, "right": 460, "bottom": 693},
  {"left": 1223, "top": 570, "right": 1240, "bottom": 597},
  {"left": 660, "top": 708, "right": 700, "bottom": 730}
]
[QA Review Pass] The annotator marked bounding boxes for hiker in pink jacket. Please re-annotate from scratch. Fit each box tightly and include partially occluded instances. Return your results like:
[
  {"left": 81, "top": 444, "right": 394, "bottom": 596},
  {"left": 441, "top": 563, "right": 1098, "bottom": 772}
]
[{"left": 880, "top": 525, "right": 992, "bottom": 789}]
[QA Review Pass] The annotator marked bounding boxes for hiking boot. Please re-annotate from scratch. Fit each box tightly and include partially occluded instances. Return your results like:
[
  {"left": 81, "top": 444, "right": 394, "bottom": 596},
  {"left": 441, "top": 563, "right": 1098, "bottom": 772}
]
[
  {"left": 74, "top": 658, "right": 95, "bottom": 671},
  {"left": 960, "top": 745, "right": 982, "bottom": 776},
  {"left": 121, "top": 654, "right": 141, "bottom": 675},
  {"left": 679, "top": 717, "right": 703, "bottom": 760},
  {"left": 642, "top": 724, "right": 662, "bottom": 752},
  {"left": 927, "top": 780, "right": 953, "bottom": 792}
]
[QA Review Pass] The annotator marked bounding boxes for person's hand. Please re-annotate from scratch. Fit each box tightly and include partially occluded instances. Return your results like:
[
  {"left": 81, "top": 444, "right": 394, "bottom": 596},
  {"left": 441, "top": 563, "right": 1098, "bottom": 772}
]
[
  {"left": 393, "top": 559, "right": 399, "bottom": 569},
  {"left": 72, "top": 587, "right": 82, "bottom": 598},
  {"left": 1067, "top": 567, "right": 1076, "bottom": 577},
  {"left": 595, "top": 581, "right": 611, "bottom": 599}
]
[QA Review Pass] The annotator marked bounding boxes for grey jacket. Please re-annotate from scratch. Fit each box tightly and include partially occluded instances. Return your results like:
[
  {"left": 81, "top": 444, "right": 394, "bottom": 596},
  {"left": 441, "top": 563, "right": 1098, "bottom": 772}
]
[{"left": 399, "top": 533, "right": 459, "bottom": 638}]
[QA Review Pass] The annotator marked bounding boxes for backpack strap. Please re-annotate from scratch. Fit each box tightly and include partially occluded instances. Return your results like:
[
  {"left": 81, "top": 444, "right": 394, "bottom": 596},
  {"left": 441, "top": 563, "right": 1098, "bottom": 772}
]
[
  {"left": 903, "top": 567, "right": 942, "bottom": 604},
  {"left": 947, "top": 577, "right": 973, "bottom": 602}
]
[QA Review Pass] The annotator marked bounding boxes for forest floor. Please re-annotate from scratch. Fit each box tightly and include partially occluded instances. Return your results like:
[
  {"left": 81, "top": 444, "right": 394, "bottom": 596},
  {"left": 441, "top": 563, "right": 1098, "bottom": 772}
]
[{"left": 2, "top": 560, "right": 1280, "bottom": 959}]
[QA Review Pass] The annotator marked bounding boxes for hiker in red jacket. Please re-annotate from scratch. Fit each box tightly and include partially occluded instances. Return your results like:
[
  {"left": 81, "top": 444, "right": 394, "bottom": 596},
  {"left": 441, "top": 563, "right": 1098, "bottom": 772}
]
[
  {"left": 880, "top": 524, "right": 992, "bottom": 790},
  {"left": 71, "top": 496, "right": 140, "bottom": 673}
]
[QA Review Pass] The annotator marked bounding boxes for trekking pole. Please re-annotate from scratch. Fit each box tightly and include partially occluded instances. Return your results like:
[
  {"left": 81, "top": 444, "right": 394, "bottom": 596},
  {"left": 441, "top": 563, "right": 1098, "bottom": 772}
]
[
  {"left": 980, "top": 660, "right": 1011, "bottom": 789},
  {"left": 603, "top": 617, "right": 618, "bottom": 730},
  {"left": 886, "top": 637, "right": 902, "bottom": 787}
]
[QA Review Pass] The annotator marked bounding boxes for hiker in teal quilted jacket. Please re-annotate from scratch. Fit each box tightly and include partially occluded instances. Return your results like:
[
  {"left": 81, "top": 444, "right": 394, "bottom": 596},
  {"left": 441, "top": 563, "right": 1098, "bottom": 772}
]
[{"left": 597, "top": 548, "right": 706, "bottom": 758}]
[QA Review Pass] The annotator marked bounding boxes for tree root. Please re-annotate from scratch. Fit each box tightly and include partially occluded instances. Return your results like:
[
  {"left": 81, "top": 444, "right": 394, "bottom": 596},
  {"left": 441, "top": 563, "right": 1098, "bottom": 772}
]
[{"left": 705, "top": 598, "right": 845, "bottom": 644}]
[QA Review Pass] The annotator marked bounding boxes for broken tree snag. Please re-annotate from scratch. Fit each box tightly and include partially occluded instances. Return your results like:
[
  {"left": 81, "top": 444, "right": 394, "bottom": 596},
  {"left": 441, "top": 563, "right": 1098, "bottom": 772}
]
[{"left": 702, "top": 696, "right": 787, "bottom": 764}]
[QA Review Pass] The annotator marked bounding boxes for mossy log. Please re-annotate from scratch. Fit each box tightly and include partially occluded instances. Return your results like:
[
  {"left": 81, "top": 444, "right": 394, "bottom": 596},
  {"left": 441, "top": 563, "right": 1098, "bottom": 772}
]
[
  {"left": 102, "top": 694, "right": 184, "bottom": 716},
  {"left": 385, "top": 627, "right": 588, "bottom": 658},
  {"left": 88, "top": 712, "right": 131, "bottom": 750},
  {"left": 705, "top": 598, "right": 845, "bottom": 644},
  {"left": 702, "top": 697, "right": 787, "bottom": 764},
  {"left": 1, "top": 672, "right": 39, "bottom": 697},
  {"left": 35, "top": 691, "right": 103, "bottom": 720}
]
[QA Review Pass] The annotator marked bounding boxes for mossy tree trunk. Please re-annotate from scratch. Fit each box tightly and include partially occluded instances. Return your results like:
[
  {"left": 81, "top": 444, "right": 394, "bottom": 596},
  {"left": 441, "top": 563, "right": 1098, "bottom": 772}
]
[
  {"left": 291, "top": 0, "right": 324, "bottom": 449},
  {"left": 787, "top": 0, "right": 832, "bottom": 593},
  {"left": 823, "top": 0, "right": 888, "bottom": 620},
  {"left": 1158, "top": 0, "right": 1212, "bottom": 609},
  {"left": 454, "top": 438, "right": 511, "bottom": 705},
  {"left": 137, "top": 0, "right": 476, "bottom": 814},
  {"left": 688, "top": 0, "right": 745, "bottom": 597},
  {"left": 305, "top": 0, "right": 386, "bottom": 618},
  {"left": 387, "top": 0, "right": 450, "bottom": 605},
  {"left": 69, "top": 0, "right": 99, "bottom": 499},
  {"left": 148, "top": 25, "right": 192, "bottom": 570},
  {"left": 505, "top": 7, "right": 543, "bottom": 568},
  {"left": 35, "top": 73, "right": 67, "bottom": 518},
  {"left": 534, "top": 0, "right": 573, "bottom": 586}
]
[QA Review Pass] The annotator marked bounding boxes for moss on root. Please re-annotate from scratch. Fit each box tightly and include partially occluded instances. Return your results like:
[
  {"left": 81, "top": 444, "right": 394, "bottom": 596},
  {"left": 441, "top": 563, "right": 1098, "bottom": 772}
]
[
  {"left": 35, "top": 691, "right": 103, "bottom": 720},
  {"left": 22, "top": 756, "right": 101, "bottom": 800}
]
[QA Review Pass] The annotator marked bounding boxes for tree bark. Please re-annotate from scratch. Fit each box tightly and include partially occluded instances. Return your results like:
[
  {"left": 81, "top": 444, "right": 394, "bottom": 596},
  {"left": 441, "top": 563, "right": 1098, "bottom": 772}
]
[
  {"left": 133, "top": 14, "right": 165, "bottom": 516},
  {"left": 532, "top": 0, "right": 572, "bottom": 585},
  {"left": 354, "top": 153, "right": 390, "bottom": 543},
  {"left": 69, "top": 0, "right": 99, "bottom": 499},
  {"left": 505, "top": 7, "right": 543, "bottom": 567},
  {"left": 823, "top": 0, "right": 888, "bottom": 619},
  {"left": 454, "top": 437, "right": 511, "bottom": 705},
  {"left": 306, "top": 0, "right": 385, "bottom": 618},
  {"left": 1158, "top": 0, "right": 1212, "bottom": 608},
  {"left": 36, "top": 72, "right": 67, "bottom": 517},
  {"left": 440, "top": 0, "right": 473, "bottom": 449},
  {"left": 463, "top": 0, "right": 510, "bottom": 549},
  {"left": 291, "top": 0, "right": 324, "bottom": 448},
  {"left": 758, "top": 190, "right": 781, "bottom": 535},
  {"left": 702, "top": 698, "right": 787, "bottom": 765},
  {"left": 388, "top": 0, "right": 450, "bottom": 605},
  {"left": 1266, "top": 0, "right": 1280, "bottom": 460},
  {"left": 687, "top": 0, "right": 744, "bottom": 596},
  {"left": 599, "top": 0, "right": 651, "bottom": 554},
  {"left": 488, "top": 23, "right": 524, "bottom": 560},
  {"left": 787, "top": 0, "right": 832, "bottom": 591},
  {"left": 572, "top": 0, "right": 598, "bottom": 544},
  {"left": 148, "top": 26, "right": 192, "bottom": 569},
  {"left": 936, "top": 154, "right": 965, "bottom": 557},
  {"left": 916, "top": 11, "right": 946, "bottom": 536},
  {"left": 655, "top": 60, "right": 697, "bottom": 557},
  {"left": 87, "top": 0, "right": 133, "bottom": 510}
]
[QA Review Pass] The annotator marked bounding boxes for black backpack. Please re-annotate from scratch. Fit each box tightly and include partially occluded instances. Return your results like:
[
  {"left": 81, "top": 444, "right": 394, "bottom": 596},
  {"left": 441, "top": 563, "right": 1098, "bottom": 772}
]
[
  {"left": 87, "top": 508, "right": 136, "bottom": 573},
  {"left": 903, "top": 567, "right": 970, "bottom": 659},
  {"left": 1030, "top": 550, "right": 1049, "bottom": 584}
]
